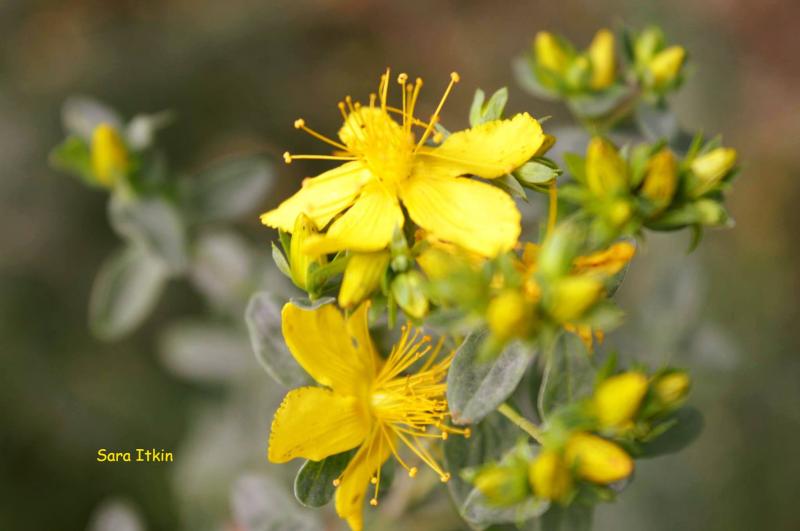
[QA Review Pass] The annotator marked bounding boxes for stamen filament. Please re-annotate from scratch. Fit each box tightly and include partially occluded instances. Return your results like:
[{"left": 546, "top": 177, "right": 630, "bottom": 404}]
[{"left": 415, "top": 72, "right": 460, "bottom": 151}]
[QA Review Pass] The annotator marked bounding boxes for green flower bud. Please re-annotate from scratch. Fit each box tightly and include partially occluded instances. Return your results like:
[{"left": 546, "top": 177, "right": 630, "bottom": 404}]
[
  {"left": 634, "top": 26, "right": 664, "bottom": 65},
  {"left": 694, "top": 199, "right": 728, "bottom": 226},
  {"left": 391, "top": 270, "right": 429, "bottom": 318},
  {"left": 688, "top": 147, "right": 738, "bottom": 198},
  {"left": 289, "top": 214, "right": 326, "bottom": 292},
  {"left": 653, "top": 371, "right": 691, "bottom": 408}
]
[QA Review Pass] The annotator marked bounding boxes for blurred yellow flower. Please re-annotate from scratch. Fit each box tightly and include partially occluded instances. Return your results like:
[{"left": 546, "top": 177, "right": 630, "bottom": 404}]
[
  {"left": 535, "top": 32, "right": 570, "bottom": 74},
  {"left": 261, "top": 69, "right": 545, "bottom": 257},
  {"left": 641, "top": 148, "right": 678, "bottom": 212},
  {"left": 688, "top": 147, "right": 737, "bottom": 198},
  {"left": 586, "top": 137, "right": 628, "bottom": 197},
  {"left": 648, "top": 45, "right": 686, "bottom": 88},
  {"left": 588, "top": 29, "right": 616, "bottom": 90},
  {"left": 91, "top": 123, "right": 128, "bottom": 187},
  {"left": 653, "top": 371, "right": 691, "bottom": 408},
  {"left": 594, "top": 372, "right": 648, "bottom": 429},
  {"left": 268, "top": 303, "right": 466, "bottom": 531},
  {"left": 564, "top": 432, "right": 633, "bottom": 484},
  {"left": 529, "top": 449, "right": 573, "bottom": 501}
]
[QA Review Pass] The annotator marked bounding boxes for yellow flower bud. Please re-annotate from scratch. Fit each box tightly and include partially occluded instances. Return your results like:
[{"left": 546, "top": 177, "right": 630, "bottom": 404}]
[
  {"left": 588, "top": 29, "right": 616, "bottom": 90},
  {"left": 289, "top": 214, "right": 327, "bottom": 291},
  {"left": 608, "top": 199, "right": 634, "bottom": 227},
  {"left": 594, "top": 372, "right": 648, "bottom": 429},
  {"left": 474, "top": 465, "right": 531, "bottom": 506},
  {"left": 634, "top": 27, "right": 663, "bottom": 64},
  {"left": 573, "top": 241, "right": 636, "bottom": 276},
  {"left": 91, "top": 123, "right": 129, "bottom": 187},
  {"left": 688, "top": 147, "right": 737, "bottom": 198},
  {"left": 653, "top": 371, "right": 691, "bottom": 408},
  {"left": 586, "top": 137, "right": 628, "bottom": 197},
  {"left": 641, "top": 148, "right": 678, "bottom": 212},
  {"left": 487, "top": 290, "right": 533, "bottom": 341},
  {"left": 529, "top": 450, "right": 573, "bottom": 501},
  {"left": 339, "top": 251, "right": 390, "bottom": 308},
  {"left": 648, "top": 45, "right": 686, "bottom": 89},
  {"left": 535, "top": 32, "right": 570, "bottom": 74},
  {"left": 694, "top": 199, "right": 728, "bottom": 225},
  {"left": 548, "top": 276, "right": 604, "bottom": 323},
  {"left": 565, "top": 432, "right": 633, "bottom": 484}
]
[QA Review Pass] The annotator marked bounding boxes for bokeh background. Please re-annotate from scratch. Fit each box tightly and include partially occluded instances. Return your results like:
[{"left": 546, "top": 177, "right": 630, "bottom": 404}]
[{"left": 2, "top": 1, "right": 799, "bottom": 530}]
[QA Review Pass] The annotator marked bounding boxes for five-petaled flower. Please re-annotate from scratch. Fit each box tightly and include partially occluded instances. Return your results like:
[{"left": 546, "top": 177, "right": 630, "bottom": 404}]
[
  {"left": 260, "top": 68, "right": 546, "bottom": 258},
  {"left": 268, "top": 302, "right": 468, "bottom": 530}
]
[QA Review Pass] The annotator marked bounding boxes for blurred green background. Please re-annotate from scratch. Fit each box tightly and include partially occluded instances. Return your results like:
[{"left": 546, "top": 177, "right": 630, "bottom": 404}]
[{"left": 1, "top": 0, "right": 799, "bottom": 530}]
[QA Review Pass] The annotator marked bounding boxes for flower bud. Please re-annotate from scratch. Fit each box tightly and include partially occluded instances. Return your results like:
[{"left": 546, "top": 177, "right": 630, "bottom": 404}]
[
  {"left": 339, "top": 251, "right": 390, "bottom": 308},
  {"left": 634, "top": 26, "right": 664, "bottom": 64},
  {"left": 535, "top": 32, "right": 570, "bottom": 74},
  {"left": 487, "top": 290, "right": 533, "bottom": 341},
  {"left": 652, "top": 371, "right": 691, "bottom": 408},
  {"left": 91, "top": 123, "right": 129, "bottom": 187},
  {"left": 474, "top": 464, "right": 531, "bottom": 506},
  {"left": 564, "top": 432, "right": 633, "bottom": 484},
  {"left": 529, "top": 450, "right": 573, "bottom": 501},
  {"left": 586, "top": 137, "right": 628, "bottom": 197},
  {"left": 289, "top": 214, "right": 327, "bottom": 291},
  {"left": 588, "top": 29, "right": 616, "bottom": 90},
  {"left": 607, "top": 199, "right": 634, "bottom": 227},
  {"left": 594, "top": 372, "right": 648, "bottom": 429},
  {"left": 391, "top": 270, "right": 429, "bottom": 318},
  {"left": 688, "top": 147, "right": 737, "bottom": 198},
  {"left": 694, "top": 199, "right": 728, "bottom": 226},
  {"left": 548, "top": 276, "right": 604, "bottom": 323},
  {"left": 648, "top": 45, "right": 686, "bottom": 89},
  {"left": 640, "top": 148, "right": 678, "bottom": 212}
]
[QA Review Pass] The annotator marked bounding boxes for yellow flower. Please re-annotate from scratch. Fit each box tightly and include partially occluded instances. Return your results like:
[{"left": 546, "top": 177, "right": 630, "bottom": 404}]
[
  {"left": 588, "top": 29, "right": 616, "bottom": 90},
  {"left": 688, "top": 147, "right": 737, "bottom": 198},
  {"left": 268, "top": 303, "right": 466, "bottom": 531},
  {"left": 641, "top": 148, "right": 678, "bottom": 212},
  {"left": 529, "top": 450, "right": 573, "bottom": 501},
  {"left": 260, "top": 69, "right": 545, "bottom": 257},
  {"left": 339, "top": 251, "right": 390, "bottom": 308},
  {"left": 91, "top": 123, "right": 129, "bottom": 187},
  {"left": 535, "top": 32, "right": 571, "bottom": 74},
  {"left": 653, "top": 371, "right": 691, "bottom": 408},
  {"left": 594, "top": 372, "right": 648, "bottom": 429},
  {"left": 586, "top": 137, "right": 628, "bottom": 197},
  {"left": 648, "top": 45, "right": 686, "bottom": 88},
  {"left": 564, "top": 432, "right": 633, "bottom": 484}
]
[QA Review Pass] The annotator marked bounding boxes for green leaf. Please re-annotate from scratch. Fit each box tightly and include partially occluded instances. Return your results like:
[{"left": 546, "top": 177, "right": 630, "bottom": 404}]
[
  {"left": 294, "top": 450, "right": 355, "bottom": 508},
  {"left": 271, "top": 242, "right": 292, "bottom": 279},
  {"left": 470, "top": 89, "right": 487, "bottom": 127},
  {"left": 181, "top": 155, "right": 273, "bottom": 222},
  {"left": 231, "top": 475, "right": 320, "bottom": 531},
  {"left": 513, "top": 57, "right": 560, "bottom": 101},
  {"left": 462, "top": 490, "right": 549, "bottom": 530},
  {"left": 492, "top": 173, "right": 528, "bottom": 199},
  {"left": 158, "top": 321, "right": 252, "bottom": 383},
  {"left": 562, "top": 153, "right": 586, "bottom": 184},
  {"left": 537, "top": 502, "right": 594, "bottom": 531},
  {"left": 515, "top": 161, "right": 559, "bottom": 187},
  {"left": 89, "top": 245, "right": 169, "bottom": 340},
  {"left": 639, "top": 407, "right": 704, "bottom": 458},
  {"left": 189, "top": 230, "right": 256, "bottom": 313},
  {"left": 471, "top": 87, "right": 509, "bottom": 126},
  {"left": 244, "top": 292, "right": 310, "bottom": 387},
  {"left": 447, "top": 330, "right": 535, "bottom": 425},
  {"left": 49, "top": 136, "right": 96, "bottom": 186},
  {"left": 566, "top": 85, "right": 630, "bottom": 119},
  {"left": 537, "top": 333, "right": 595, "bottom": 420},
  {"left": 109, "top": 193, "right": 188, "bottom": 273}
]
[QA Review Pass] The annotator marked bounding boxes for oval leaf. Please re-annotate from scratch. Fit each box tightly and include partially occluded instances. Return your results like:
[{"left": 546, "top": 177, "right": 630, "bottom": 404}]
[
  {"left": 159, "top": 321, "right": 252, "bottom": 383},
  {"left": 447, "top": 330, "right": 534, "bottom": 425},
  {"left": 639, "top": 407, "right": 704, "bottom": 458},
  {"left": 537, "top": 333, "right": 595, "bottom": 420},
  {"left": 293, "top": 450, "right": 355, "bottom": 508},
  {"left": 245, "top": 292, "right": 309, "bottom": 387},
  {"left": 89, "top": 245, "right": 168, "bottom": 340}
]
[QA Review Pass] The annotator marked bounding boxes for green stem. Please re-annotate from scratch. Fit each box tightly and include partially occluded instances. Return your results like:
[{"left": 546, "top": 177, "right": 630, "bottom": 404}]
[{"left": 497, "top": 403, "right": 544, "bottom": 444}]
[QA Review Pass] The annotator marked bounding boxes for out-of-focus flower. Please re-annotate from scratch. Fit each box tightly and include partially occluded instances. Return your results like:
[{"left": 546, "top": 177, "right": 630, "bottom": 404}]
[
  {"left": 487, "top": 290, "right": 534, "bottom": 341},
  {"left": 687, "top": 147, "right": 738, "bottom": 198},
  {"left": 262, "top": 69, "right": 546, "bottom": 257},
  {"left": 588, "top": 29, "right": 616, "bottom": 90},
  {"left": 586, "top": 137, "right": 628, "bottom": 197},
  {"left": 339, "top": 251, "right": 390, "bottom": 308},
  {"left": 548, "top": 276, "right": 605, "bottom": 323},
  {"left": 594, "top": 372, "right": 648, "bottom": 429},
  {"left": 91, "top": 123, "right": 128, "bottom": 187},
  {"left": 652, "top": 371, "right": 691, "bottom": 409},
  {"left": 648, "top": 46, "right": 686, "bottom": 89},
  {"left": 564, "top": 432, "right": 633, "bottom": 484},
  {"left": 529, "top": 450, "right": 573, "bottom": 501},
  {"left": 268, "top": 303, "right": 467, "bottom": 530},
  {"left": 640, "top": 148, "right": 678, "bottom": 212},
  {"left": 474, "top": 463, "right": 531, "bottom": 506},
  {"left": 535, "top": 32, "right": 571, "bottom": 74}
]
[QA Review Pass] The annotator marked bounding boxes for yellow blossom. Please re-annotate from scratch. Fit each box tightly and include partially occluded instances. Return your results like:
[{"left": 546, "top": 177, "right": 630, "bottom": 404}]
[
  {"left": 648, "top": 45, "right": 686, "bottom": 88},
  {"left": 529, "top": 450, "right": 573, "bottom": 501},
  {"left": 261, "top": 69, "right": 545, "bottom": 258},
  {"left": 688, "top": 147, "right": 737, "bottom": 198},
  {"left": 268, "top": 303, "right": 467, "bottom": 531},
  {"left": 564, "top": 432, "right": 633, "bottom": 484},
  {"left": 339, "top": 251, "right": 390, "bottom": 308},
  {"left": 588, "top": 29, "right": 616, "bottom": 90},
  {"left": 91, "top": 123, "right": 129, "bottom": 187},
  {"left": 594, "top": 372, "right": 648, "bottom": 429},
  {"left": 535, "top": 32, "right": 570, "bottom": 74}
]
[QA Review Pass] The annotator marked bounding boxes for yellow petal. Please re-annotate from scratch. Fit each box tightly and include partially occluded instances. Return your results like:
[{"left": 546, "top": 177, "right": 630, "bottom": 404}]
[
  {"left": 573, "top": 241, "right": 636, "bottom": 276},
  {"left": 268, "top": 387, "right": 370, "bottom": 463},
  {"left": 303, "top": 183, "right": 404, "bottom": 255},
  {"left": 340, "top": 252, "right": 391, "bottom": 308},
  {"left": 281, "top": 303, "right": 375, "bottom": 393},
  {"left": 417, "top": 113, "right": 544, "bottom": 179},
  {"left": 260, "top": 161, "right": 371, "bottom": 232},
  {"left": 345, "top": 302, "right": 382, "bottom": 375},
  {"left": 335, "top": 430, "right": 392, "bottom": 531},
  {"left": 91, "top": 124, "right": 129, "bottom": 187},
  {"left": 400, "top": 174, "right": 520, "bottom": 257},
  {"left": 588, "top": 29, "right": 616, "bottom": 90}
]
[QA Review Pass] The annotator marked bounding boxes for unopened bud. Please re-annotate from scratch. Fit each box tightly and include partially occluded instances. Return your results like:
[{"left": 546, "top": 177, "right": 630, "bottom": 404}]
[
  {"left": 391, "top": 270, "right": 429, "bottom": 318},
  {"left": 474, "top": 465, "right": 531, "bottom": 506},
  {"left": 641, "top": 148, "right": 678, "bottom": 212},
  {"left": 564, "top": 432, "right": 633, "bottom": 484},
  {"left": 648, "top": 45, "right": 686, "bottom": 89},
  {"left": 529, "top": 450, "right": 573, "bottom": 502},
  {"left": 688, "top": 147, "right": 737, "bottom": 198},
  {"left": 548, "top": 276, "right": 604, "bottom": 323},
  {"left": 588, "top": 29, "right": 616, "bottom": 90},
  {"left": 339, "top": 251, "right": 390, "bottom": 308},
  {"left": 653, "top": 371, "right": 691, "bottom": 408},
  {"left": 91, "top": 123, "right": 129, "bottom": 187},
  {"left": 290, "top": 214, "right": 326, "bottom": 291},
  {"left": 594, "top": 372, "right": 648, "bottom": 429},
  {"left": 487, "top": 290, "right": 533, "bottom": 341},
  {"left": 535, "top": 32, "right": 570, "bottom": 74},
  {"left": 586, "top": 137, "right": 628, "bottom": 197}
]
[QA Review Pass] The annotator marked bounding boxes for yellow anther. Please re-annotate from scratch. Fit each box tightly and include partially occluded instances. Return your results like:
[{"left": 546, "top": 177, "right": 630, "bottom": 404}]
[
  {"left": 464, "top": 428, "right": 471, "bottom": 439},
  {"left": 433, "top": 132, "right": 444, "bottom": 144},
  {"left": 409, "top": 467, "right": 418, "bottom": 478},
  {"left": 450, "top": 72, "right": 461, "bottom": 83},
  {"left": 441, "top": 432, "right": 449, "bottom": 440},
  {"left": 283, "top": 152, "right": 292, "bottom": 164},
  {"left": 397, "top": 73, "right": 408, "bottom": 84},
  {"left": 369, "top": 498, "right": 378, "bottom": 506},
  {"left": 440, "top": 473, "right": 451, "bottom": 482},
  {"left": 370, "top": 476, "right": 378, "bottom": 485},
  {"left": 293, "top": 118, "right": 305, "bottom": 129},
  {"left": 332, "top": 478, "right": 341, "bottom": 487}
]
